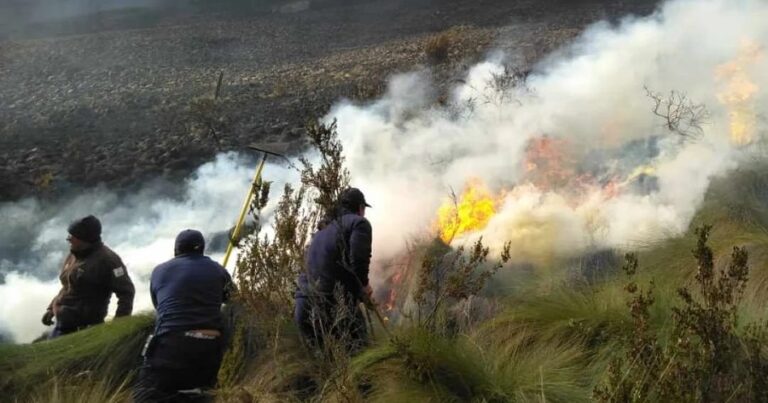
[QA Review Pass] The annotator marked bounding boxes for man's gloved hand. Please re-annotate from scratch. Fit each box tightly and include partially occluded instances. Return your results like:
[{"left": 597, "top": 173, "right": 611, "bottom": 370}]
[{"left": 41, "top": 310, "right": 54, "bottom": 326}]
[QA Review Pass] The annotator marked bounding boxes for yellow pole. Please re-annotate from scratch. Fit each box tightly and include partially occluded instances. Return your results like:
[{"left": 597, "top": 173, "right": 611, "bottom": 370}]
[{"left": 222, "top": 152, "right": 268, "bottom": 271}]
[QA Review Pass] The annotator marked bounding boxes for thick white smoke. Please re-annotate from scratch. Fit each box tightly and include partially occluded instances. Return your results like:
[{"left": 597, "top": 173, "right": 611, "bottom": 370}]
[
  {"left": 331, "top": 0, "right": 767, "bottom": 271},
  {"left": 0, "top": 153, "right": 295, "bottom": 343}
]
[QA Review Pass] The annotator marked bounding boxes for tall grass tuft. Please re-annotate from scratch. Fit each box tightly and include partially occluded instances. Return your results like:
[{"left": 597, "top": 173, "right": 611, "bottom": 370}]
[
  {"left": 351, "top": 327, "right": 593, "bottom": 402},
  {"left": 26, "top": 376, "right": 132, "bottom": 403},
  {"left": 0, "top": 314, "right": 153, "bottom": 400}
]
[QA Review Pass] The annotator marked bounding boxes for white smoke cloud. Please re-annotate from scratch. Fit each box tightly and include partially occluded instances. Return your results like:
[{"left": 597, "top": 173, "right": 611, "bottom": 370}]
[
  {"left": 0, "top": 153, "right": 296, "bottom": 343},
  {"left": 0, "top": 273, "right": 60, "bottom": 343},
  {"left": 331, "top": 0, "right": 766, "bottom": 266}
]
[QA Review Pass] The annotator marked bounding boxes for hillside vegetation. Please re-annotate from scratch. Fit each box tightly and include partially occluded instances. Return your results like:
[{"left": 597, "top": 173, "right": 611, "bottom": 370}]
[{"left": 2, "top": 122, "right": 768, "bottom": 402}]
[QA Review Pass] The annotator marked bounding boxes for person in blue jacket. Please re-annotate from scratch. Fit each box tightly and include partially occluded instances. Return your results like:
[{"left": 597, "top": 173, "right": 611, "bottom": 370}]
[
  {"left": 133, "top": 229, "right": 232, "bottom": 402},
  {"left": 295, "top": 187, "right": 373, "bottom": 352}
]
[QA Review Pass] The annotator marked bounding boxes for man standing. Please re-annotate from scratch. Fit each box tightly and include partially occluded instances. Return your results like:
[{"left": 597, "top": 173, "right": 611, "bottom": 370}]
[
  {"left": 295, "top": 187, "right": 373, "bottom": 352},
  {"left": 133, "top": 229, "right": 232, "bottom": 402},
  {"left": 42, "top": 215, "right": 135, "bottom": 338}
]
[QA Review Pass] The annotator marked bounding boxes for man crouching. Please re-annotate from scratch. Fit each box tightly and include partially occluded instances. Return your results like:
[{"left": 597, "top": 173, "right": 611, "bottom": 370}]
[{"left": 133, "top": 229, "right": 233, "bottom": 402}]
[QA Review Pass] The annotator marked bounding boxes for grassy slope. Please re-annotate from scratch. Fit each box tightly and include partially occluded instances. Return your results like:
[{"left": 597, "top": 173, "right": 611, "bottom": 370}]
[
  {"left": 0, "top": 314, "right": 153, "bottom": 401},
  {"left": 2, "top": 165, "right": 767, "bottom": 402}
]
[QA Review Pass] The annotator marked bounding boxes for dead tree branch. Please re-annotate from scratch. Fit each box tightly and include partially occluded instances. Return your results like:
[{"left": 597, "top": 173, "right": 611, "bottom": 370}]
[{"left": 645, "top": 86, "right": 709, "bottom": 139}]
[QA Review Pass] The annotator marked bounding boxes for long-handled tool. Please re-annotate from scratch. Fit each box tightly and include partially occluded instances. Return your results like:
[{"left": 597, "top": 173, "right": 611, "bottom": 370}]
[
  {"left": 222, "top": 142, "right": 290, "bottom": 274},
  {"left": 363, "top": 295, "right": 391, "bottom": 338},
  {"left": 362, "top": 304, "right": 375, "bottom": 340},
  {"left": 370, "top": 303, "right": 391, "bottom": 337}
]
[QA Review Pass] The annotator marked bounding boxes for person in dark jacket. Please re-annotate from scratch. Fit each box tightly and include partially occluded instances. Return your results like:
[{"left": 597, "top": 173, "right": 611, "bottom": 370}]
[
  {"left": 42, "top": 215, "right": 135, "bottom": 338},
  {"left": 295, "top": 187, "right": 373, "bottom": 352},
  {"left": 133, "top": 229, "right": 232, "bottom": 403}
]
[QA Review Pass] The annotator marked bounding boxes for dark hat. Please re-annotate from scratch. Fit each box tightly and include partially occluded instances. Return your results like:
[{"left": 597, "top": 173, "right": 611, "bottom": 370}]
[
  {"left": 68, "top": 215, "right": 102, "bottom": 244},
  {"left": 340, "top": 187, "right": 372, "bottom": 208},
  {"left": 174, "top": 229, "right": 205, "bottom": 256}
]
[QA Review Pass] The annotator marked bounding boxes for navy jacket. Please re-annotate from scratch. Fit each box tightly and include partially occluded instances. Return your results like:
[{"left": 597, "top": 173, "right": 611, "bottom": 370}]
[
  {"left": 150, "top": 254, "right": 232, "bottom": 336},
  {"left": 298, "top": 211, "right": 372, "bottom": 300}
]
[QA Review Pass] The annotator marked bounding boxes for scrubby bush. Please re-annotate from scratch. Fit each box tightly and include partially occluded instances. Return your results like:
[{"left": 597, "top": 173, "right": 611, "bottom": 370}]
[
  {"left": 425, "top": 30, "right": 457, "bottom": 64},
  {"left": 410, "top": 237, "right": 511, "bottom": 334},
  {"left": 594, "top": 226, "right": 768, "bottom": 402},
  {"left": 235, "top": 119, "right": 348, "bottom": 321},
  {"left": 223, "top": 119, "right": 362, "bottom": 400},
  {"left": 188, "top": 95, "right": 228, "bottom": 147}
]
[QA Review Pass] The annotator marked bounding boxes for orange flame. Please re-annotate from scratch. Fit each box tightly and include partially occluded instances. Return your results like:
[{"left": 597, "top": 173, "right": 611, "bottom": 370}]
[
  {"left": 523, "top": 136, "right": 602, "bottom": 199},
  {"left": 437, "top": 178, "right": 499, "bottom": 243},
  {"left": 716, "top": 40, "right": 763, "bottom": 146},
  {"left": 383, "top": 270, "right": 404, "bottom": 312},
  {"left": 523, "top": 136, "right": 576, "bottom": 189}
]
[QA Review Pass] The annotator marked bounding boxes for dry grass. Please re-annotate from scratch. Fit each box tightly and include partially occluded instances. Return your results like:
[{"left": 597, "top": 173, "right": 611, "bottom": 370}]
[{"left": 424, "top": 29, "right": 459, "bottom": 64}]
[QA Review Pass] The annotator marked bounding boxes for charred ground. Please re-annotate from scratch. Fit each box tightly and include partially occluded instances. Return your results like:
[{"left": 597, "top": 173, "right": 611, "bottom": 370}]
[{"left": 0, "top": 0, "right": 657, "bottom": 201}]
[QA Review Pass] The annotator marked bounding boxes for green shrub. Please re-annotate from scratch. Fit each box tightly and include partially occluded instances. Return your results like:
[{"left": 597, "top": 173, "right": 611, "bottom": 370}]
[{"left": 594, "top": 226, "right": 768, "bottom": 402}]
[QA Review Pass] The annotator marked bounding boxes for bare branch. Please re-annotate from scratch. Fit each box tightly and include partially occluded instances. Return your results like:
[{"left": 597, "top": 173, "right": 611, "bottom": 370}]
[{"left": 645, "top": 86, "right": 710, "bottom": 139}]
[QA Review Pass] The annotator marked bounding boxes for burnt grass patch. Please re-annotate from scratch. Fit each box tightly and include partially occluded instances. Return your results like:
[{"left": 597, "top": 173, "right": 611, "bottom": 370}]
[{"left": 0, "top": 0, "right": 658, "bottom": 201}]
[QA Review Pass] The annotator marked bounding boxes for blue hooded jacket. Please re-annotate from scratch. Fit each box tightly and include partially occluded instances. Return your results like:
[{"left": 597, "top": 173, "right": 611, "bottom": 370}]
[{"left": 297, "top": 210, "right": 372, "bottom": 300}]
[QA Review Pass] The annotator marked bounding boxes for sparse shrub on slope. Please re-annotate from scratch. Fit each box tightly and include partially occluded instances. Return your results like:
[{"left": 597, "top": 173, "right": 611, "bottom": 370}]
[
  {"left": 222, "top": 119, "right": 361, "bottom": 400},
  {"left": 408, "top": 237, "right": 510, "bottom": 334},
  {"left": 236, "top": 183, "right": 312, "bottom": 320},
  {"left": 425, "top": 29, "right": 459, "bottom": 65},
  {"left": 594, "top": 226, "right": 768, "bottom": 402},
  {"left": 188, "top": 95, "right": 229, "bottom": 147},
  {"left": 235, "top": 119, "right": 348, "bottom": 321}
]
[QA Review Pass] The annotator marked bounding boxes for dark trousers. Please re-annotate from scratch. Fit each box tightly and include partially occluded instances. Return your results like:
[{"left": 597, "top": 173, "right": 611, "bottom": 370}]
[
  {"left": 133, "top": 332, "right": 225, "bottom": 403},
  {"left": 50, "top": 325, "right": 77, "bottom": 339},
  {"left": 294, "top": 294, "right": 368, "bottom": 353},
  {"left": 49, "top": 320, "right": 101, "bottom": 339}
]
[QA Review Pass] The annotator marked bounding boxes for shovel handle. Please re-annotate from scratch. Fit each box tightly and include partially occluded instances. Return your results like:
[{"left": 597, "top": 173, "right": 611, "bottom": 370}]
[{"left": 223, "top": 152, "right": 268, "bottom": 273}]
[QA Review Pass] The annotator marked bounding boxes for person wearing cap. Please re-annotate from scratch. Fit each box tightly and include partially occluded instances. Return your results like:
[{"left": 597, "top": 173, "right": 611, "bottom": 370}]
[
  {"left": 295, "top": 187, "right": 373, "bottom": 352},
  {"left": 42, "top": 215, "right": 135, "bottom": 338},
  {"left": 133, "top": 229, "right": 233, "bottom": 402}
]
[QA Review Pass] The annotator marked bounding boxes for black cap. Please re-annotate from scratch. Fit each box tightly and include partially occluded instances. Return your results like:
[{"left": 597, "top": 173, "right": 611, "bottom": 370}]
[
  {"left": 68, "top": 215, "right": 102, "bottom": 244},
  {"left": 340, "top": 187, "right": 371, "bottom": 209},
  {"left": 174, "top": 229, "right": 205, "bottom": 256}
]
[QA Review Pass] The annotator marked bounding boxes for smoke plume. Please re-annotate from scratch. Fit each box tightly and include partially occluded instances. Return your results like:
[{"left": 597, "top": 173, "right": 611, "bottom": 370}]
[{"left": 331, "top": 0, "right": 766, "bottom": 274}]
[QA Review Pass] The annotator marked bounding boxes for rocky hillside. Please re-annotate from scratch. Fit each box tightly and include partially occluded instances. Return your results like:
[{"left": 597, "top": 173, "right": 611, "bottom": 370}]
[{"left": 0, "top": 0, "right": 657, "bottom": 201}]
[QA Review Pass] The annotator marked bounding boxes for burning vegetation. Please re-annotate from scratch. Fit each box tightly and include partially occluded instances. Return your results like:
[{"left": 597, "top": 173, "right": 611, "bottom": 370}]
[
  {"left": 436, "top": 178, "right": 499, "bottom": 243},
  {"left": 716, "top": 41, "right": 763, "bottom": 146}
]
